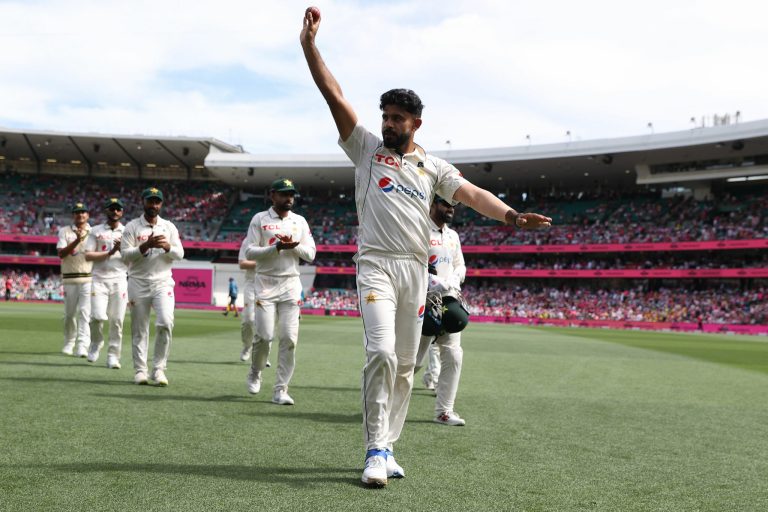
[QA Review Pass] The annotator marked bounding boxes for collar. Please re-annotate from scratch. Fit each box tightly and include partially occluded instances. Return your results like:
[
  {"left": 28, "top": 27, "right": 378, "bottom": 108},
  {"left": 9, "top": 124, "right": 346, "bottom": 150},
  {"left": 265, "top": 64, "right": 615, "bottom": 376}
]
[
  {"left": 139, "top": 215, "right": 162, "bottom": 227},
  {"left": 429, "top": 219, "right": 444, "bottom": 233},
  {"left": 268, "top": 207, "right": 292, "bottom": 220},
  {"left": 400, "top": 143, "right": 427, "bottom": 164}
]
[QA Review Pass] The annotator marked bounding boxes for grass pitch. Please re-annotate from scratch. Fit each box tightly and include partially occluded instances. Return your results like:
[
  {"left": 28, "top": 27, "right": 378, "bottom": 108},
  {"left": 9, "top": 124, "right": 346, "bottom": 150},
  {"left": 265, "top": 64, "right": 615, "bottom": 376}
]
[{"left": 1, "top": 302, "right": 767, "bottom": 511}]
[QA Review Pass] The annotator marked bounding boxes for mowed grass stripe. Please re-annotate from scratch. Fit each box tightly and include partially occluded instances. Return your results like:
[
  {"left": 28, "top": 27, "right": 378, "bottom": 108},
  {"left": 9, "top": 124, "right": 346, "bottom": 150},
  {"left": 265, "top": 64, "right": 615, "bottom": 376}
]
[{"left": 1, "top": 302, "right": 767, "bottom": 511}]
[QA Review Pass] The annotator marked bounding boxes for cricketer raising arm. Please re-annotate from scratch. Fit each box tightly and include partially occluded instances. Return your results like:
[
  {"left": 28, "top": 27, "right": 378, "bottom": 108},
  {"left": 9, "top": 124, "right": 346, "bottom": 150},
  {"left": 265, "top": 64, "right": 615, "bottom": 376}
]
[{"left": 300, "top": 6, "right": 552, "bottom": 487}]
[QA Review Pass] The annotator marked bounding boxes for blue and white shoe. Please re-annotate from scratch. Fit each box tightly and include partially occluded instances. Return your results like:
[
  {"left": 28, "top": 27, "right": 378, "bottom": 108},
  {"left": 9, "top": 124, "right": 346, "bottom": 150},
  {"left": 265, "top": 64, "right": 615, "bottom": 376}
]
[
  {"left": 361, "top": 449, "right": 388, "bottom": 487},
  {"left": 385, "top": 449, "right": 404, "bottom": 478}
]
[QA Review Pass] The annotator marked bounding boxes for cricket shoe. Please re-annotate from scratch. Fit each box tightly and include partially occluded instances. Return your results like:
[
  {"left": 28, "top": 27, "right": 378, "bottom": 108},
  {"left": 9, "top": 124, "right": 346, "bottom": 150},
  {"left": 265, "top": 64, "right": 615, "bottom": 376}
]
[
  {"left": 106, "top": 356, "right": 121, "bottom": 369},
  {"left": 134, "top": 371, "right": 149, "bottom": 385},
  {"left": 385, "top": 449, "right": 404, "bottom": 478},
  {"left": 239, "top": 345, "right": 252, "bottom": 362},
  {"left": 361, "top": 449, "right": 388, "bottom": 488},
  {"left": 86, "top": 349, "right": 100, "bottom": 363},
  {"left": 271, "top": 389, "right": 294, "bottom": 405},
  {"left": 151, "top": 369, "right": 169, "bottom": 387},
  {"left": 61, "top": 343, "right": 75, "bottom": 356},
  {"left": 246, "top": 369, "right": 261, "bottom": 394},
  {"left": 74, "top": 345, "right": 88, "bottom": 358},
  {"left": 435, "top": 411, "right": 466, "bottom": 426},
  {"left": 422, "top": 373, "right": 436, "bottom": 391}
]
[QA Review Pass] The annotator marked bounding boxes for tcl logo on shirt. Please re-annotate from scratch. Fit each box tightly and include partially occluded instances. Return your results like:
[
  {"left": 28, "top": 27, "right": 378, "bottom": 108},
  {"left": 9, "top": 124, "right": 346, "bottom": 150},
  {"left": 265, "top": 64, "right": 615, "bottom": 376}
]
[
  {"left": 378, "top": 177, "right": 426, "bottom": 201},
  {"left": 374, "top": 153, "right": 400, "bottom": 169}
]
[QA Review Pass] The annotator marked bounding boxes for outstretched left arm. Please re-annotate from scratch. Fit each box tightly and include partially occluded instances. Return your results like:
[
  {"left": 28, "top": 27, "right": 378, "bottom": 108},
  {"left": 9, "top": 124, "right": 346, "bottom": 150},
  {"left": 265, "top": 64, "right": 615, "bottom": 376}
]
[{"left": 453, "top": 182, "right": 552, "bottom": 229}]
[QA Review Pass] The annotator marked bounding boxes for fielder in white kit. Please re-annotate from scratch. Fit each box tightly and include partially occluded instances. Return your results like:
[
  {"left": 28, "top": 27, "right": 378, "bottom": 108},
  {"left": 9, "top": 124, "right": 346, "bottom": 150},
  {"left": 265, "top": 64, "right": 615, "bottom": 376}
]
[
  {"left": 57, "top": 202, "right": 93, "bottom": 357},
  {"left": 84, "top": 197, "right": 128, "bottom": 369},
  {"left": 244, "top": 178, "right": 315, "bottom": 406},
  {"left": 301, "top": 6, "right": 552, "bottom": 487},
  {"left": 237, "top": 239, "right": 273, "bottom": 366},
  {"left": 121, "top": 187, "right": 184, "bottom": 386},
  {"left": 237, "top": 238, "right": 257, "bottom": 361},
  {"left": 416, "top": 197, "right": 468, "bottom": 427}
]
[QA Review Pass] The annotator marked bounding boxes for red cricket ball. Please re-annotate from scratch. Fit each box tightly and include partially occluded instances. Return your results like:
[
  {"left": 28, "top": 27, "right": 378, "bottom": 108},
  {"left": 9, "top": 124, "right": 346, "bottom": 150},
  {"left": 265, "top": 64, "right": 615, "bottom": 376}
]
[{"left": 307, "top": 6, "right": 321, "bottom": 22}]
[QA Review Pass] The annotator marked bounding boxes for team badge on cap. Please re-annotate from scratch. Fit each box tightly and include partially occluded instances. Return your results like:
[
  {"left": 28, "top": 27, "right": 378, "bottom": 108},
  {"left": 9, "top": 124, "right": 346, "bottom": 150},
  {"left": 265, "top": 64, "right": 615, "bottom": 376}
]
[
  {"left": 141, "top": 187, "right": 164, "bottom": 201},
  {"left": 271, "top": 178, "right": 297, "bottom": 193}
]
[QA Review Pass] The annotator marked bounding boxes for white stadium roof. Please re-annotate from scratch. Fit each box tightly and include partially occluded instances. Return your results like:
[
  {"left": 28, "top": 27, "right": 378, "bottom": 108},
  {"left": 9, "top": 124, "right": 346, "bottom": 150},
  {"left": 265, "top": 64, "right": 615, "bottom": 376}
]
[{"left": 2, "top": 120, "right": 767, "bottom": 191}]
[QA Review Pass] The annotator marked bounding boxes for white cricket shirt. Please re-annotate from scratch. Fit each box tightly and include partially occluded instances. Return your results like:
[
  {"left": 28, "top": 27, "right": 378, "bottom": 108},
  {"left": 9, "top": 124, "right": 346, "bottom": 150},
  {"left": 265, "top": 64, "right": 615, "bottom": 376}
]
[
  {"left": 237, "top": 238, "right": 256, "bottom": 280},
  {"left": 339, "top": 124, "right": 468, "bottom": 263},
  {"left": 57, "top": 224, "right": 93, "bottom": 283},
  {"left": 244, "top": 208, "right": 315, "bottom": 277},
  {"left": 121, "top": 215, "right": 184, "bottom": 282},
  {"left": 428, "top": 220, "right": 466, "bottom": 291},
  {"left": 85, "top": 223, "right": 127, "bottom": 281}
]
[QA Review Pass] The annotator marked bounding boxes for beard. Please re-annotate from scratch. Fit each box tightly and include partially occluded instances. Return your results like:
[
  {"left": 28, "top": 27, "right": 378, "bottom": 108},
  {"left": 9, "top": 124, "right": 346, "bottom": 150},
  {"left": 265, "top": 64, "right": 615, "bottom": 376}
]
[
  {"left": 382, "top": 130, "right": 410, "bottom": 150},
  {"left": 275, "top": 203, "right": 293, "bottom": 213},
  {"left": 144, "top": 207, "right": 159, "bottom": 218}
]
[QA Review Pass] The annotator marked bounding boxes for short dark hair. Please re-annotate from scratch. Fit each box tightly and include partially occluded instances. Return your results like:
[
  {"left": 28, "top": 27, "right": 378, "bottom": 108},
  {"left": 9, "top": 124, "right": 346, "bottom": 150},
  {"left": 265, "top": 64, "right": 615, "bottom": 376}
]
[{"left": 380, "top": 89, "right": 424, "bottom": 117}]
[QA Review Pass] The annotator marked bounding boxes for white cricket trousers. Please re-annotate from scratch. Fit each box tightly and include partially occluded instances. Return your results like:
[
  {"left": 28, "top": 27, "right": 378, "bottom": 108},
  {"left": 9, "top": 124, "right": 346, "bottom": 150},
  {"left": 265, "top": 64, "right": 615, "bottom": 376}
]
[
  {"left": 416, "top": 332, "right": 463, "bottom": 415},
  {"left": 356, "top": 255, "right": 428, "bottom": 452},
  {"left": 89, "top": 278, "right": 128, "bottom": 359},
  {"left": 418, "top": 343, "right": 441, "bottom": 384},
  {"left": 250, "top": 274, "right": 301, "bottom": 392},
  {"left": 128, "top": 278, "right": 175, "bottom": 374},
  {"left": 241, "top": 278, "right": 255, "bottom": 349},
  {"left": 63, "top": 281, "right": 92, "bottom": 352}
]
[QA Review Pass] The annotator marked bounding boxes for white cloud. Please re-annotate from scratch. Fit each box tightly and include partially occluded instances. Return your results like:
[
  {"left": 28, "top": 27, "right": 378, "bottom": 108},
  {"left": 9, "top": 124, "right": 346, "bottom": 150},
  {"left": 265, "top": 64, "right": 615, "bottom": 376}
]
[{"left": 0, "top": 0, "right": 765, "bottom": 153}]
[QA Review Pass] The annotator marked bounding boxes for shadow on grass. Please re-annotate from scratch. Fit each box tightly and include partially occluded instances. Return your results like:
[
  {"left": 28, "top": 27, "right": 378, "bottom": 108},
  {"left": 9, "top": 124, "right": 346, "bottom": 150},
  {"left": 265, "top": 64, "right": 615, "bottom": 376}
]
[
  {"left": 0, "top": 376, "right": 126, "bottom": 386},
  {"left": 0, "top": 360, "right": 96, "bottom": 369},
  {"left": 171, "top": 359, "right": 243, "bottom": 367},
  {"left": 0, "top": 351, "right": 63, "bottom": 356},
  {"left": 92, "top": 393, "right": 253, "bottom": 402},
  {"left": 11, "top": 462, "right": 362, "bottom": 487},
  {"left": 256, "top": 410, "right": 362, "bottom": 424}
]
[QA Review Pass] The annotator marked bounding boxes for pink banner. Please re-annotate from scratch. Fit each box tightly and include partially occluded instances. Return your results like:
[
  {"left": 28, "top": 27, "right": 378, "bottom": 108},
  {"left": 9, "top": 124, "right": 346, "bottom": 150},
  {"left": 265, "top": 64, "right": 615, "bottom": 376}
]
[
  {"left": 0, "top": 232, "right": 765, "bottom": 254},
  {"left": 0, "top": 255, "right": 59, "bottom": 265},
  {"left": 464, "top": 268, "right": 768, "bottom": 278},
  {"left": 316, "top": 266, "right": 356, "bottom": 275},
  {"left": 316, "top": 266, "right": 768, "bottom": 278},
  {"left": 296, "top": 308, "right": 768, "bottom": 335},
  {"left": 172, "top": 268, "right": 213, "bottom": 304},
  {"left": 467, "top": 315, "right": 768, "bottom": 335},
  {"left": 463, "top": 239, "right": 768, "bottom": 254}
]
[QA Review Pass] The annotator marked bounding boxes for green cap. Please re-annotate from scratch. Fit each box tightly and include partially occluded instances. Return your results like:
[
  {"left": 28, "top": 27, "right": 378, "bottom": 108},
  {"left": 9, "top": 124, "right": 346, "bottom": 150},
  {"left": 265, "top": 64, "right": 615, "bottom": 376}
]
[
  {"left": 271, "top": 178, "right": 297, "bottom": 193},
  {"left": 71, "top": 202, "right": 89, "bottom": 213},
  {"left": 141, "top": 187, "right": 164, "bottom": 201},
  {"left": 104, "top": 197, "right": 125, "bottom": 209},
  {"left": 434, "top": 196, "right": 454, "bottom": 206}
]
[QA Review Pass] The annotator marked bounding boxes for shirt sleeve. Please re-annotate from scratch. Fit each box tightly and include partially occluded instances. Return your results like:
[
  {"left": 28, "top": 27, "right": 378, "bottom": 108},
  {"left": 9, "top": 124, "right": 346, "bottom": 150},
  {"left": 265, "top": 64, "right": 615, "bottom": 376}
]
[
  {"left": 56, "top": 228, "right": 69, "bottom": 249},
  {"left": 120, "top": 223, "right": 143, "bottom": 263},
  {"left": 338, "top": 124, "right": 380, "bottom": 168},
  {"left": 237, "top": 238, "right": 248, "bottom": 262},
  {"left": 164, "top": 222, "right": 184, "bottom": 261},
  {"left": 244, "top": 214, "right": 278, "bottom": 261},
  {"left": 434, "top": 158, "right": 469, "bottom": 205},
  {"left": 451, "top": 231, "right": 466, "bottom": 288},
  {"left": 294, "top": 217, "right": 316, "bottom": 263},
  {"left": 84, "top": 230, "right": 97, "bottom": 252}
]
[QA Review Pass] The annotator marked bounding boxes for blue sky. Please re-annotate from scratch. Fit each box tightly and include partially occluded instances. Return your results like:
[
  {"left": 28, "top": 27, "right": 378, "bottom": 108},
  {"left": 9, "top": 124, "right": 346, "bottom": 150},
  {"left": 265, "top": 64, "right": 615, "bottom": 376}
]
[{"left": 0, "top": 0, "right": 765, "bottom": 154}]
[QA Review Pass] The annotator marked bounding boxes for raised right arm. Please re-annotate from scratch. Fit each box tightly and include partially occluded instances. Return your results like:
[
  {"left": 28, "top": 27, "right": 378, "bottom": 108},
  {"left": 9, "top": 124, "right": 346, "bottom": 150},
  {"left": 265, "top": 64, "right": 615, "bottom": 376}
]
[{"left": 300, "top": 7, "right": 358, "bottom": 141}]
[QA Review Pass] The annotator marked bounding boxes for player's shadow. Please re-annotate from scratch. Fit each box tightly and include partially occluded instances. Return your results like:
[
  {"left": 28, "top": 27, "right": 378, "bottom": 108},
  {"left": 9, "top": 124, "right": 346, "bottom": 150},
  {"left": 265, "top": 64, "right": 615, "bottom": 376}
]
[
  {"left": 92, "top": 393, "right": 252, "bottom": 403},
  {"left": 0, "top": 376, "right": 125, "bottom": 386},
  {"left": 0, "top": 350, "right": 62, "bottom": 356},
  {"left": 171, "top": 359, "right": 243, "bottom": 366},
  {"left": 14, "top": 462, "right": 360, "bottom": 487},
  {"left": 248, "top": 410, "right": 361, "bottom": 424},
  {"left": 288, "top": 385, "right": 359, "bottom": 393},
  {"left": 0, "top": 360, "right": 92, "bottom": 369}
]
